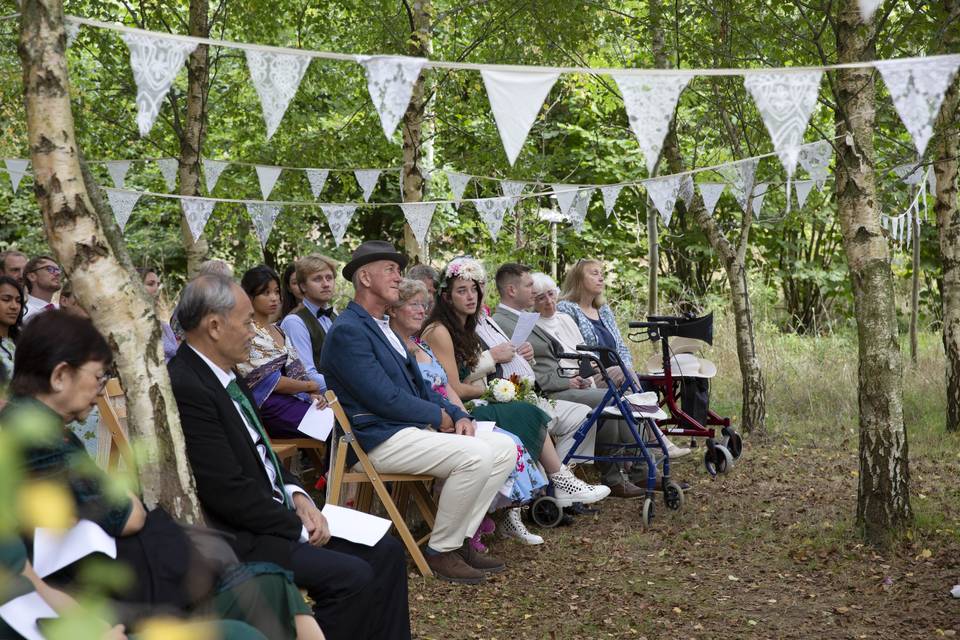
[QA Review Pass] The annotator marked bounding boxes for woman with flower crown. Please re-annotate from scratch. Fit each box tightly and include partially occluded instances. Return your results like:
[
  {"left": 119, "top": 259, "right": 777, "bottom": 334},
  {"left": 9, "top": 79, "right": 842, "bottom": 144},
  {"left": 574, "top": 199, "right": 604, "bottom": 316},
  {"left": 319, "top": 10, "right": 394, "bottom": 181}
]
[{"left": 421, "top": 257, "right": 609, "bottom": 544}]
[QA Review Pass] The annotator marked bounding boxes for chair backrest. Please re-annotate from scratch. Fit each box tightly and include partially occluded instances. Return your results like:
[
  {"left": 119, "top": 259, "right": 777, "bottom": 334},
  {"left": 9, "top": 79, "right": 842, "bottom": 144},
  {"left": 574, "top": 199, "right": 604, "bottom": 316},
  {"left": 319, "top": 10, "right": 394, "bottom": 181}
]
[
  {"left": 325, "top": 389, "right": 373, "bottom": 467},
  {"left": 95, "top": 378, "right": 136, "bottom": 472}
]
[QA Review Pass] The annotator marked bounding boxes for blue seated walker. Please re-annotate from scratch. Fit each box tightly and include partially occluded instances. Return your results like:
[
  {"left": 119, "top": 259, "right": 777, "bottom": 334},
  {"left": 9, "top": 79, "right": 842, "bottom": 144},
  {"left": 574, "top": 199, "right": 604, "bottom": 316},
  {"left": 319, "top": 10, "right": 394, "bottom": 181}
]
[{"left": 527, "top": 344, "right": 685, "bottom": 529}]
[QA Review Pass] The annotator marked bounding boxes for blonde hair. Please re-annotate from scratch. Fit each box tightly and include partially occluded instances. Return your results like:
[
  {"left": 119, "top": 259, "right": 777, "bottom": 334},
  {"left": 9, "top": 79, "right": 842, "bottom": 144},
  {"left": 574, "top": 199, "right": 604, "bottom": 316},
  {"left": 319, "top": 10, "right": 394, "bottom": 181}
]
[
  {"left": 295, "top": 254, "right": 338, "bottom": 284},
  {"left": 560, "top": 259, "right": 605, "bottom": 309},
  {"left": 386, "top": 278, "right": 428, "bottom": 315}
]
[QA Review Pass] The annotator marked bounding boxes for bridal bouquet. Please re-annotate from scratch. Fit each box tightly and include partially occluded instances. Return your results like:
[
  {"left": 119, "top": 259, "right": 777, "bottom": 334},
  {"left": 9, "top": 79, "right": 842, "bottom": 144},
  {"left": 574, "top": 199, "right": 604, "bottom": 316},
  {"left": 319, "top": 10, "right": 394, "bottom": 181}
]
[{"left": 482, "top": 373, "right": 538, "bottom": 404}]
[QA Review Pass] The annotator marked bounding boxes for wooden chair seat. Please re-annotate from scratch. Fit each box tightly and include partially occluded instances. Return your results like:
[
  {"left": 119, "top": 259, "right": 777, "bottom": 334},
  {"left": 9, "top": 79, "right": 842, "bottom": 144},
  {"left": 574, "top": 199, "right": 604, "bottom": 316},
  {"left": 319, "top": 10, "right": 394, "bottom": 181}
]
[
  {"left": 325, "top": 391, "right": 436, "bottom": 577},
  {"left": 273, "top": 443, "right": 298, "bottom": 463}
]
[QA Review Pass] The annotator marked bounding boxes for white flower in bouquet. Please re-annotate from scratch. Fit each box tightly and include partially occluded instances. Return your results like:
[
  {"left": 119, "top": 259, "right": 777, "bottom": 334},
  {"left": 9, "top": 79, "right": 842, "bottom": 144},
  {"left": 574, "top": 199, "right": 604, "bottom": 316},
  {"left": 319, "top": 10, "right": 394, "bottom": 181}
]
[{"left": 490, "top": 378, "right": 516, "bottom": 403}]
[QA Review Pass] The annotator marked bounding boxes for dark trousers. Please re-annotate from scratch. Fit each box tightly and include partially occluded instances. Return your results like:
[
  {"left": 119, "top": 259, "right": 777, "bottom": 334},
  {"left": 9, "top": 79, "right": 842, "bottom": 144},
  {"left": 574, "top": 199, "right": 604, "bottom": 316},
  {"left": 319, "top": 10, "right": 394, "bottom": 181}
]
[{"left": 289, "top": 535, "right": 410, "bottom": 640}]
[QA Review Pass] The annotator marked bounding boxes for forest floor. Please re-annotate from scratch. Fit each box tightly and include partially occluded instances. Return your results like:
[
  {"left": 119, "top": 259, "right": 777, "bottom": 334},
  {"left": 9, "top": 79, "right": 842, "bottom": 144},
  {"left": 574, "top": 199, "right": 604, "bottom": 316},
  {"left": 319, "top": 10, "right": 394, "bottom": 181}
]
[{"left": 406, "top": 327, "right": 960, "bottom": 639}]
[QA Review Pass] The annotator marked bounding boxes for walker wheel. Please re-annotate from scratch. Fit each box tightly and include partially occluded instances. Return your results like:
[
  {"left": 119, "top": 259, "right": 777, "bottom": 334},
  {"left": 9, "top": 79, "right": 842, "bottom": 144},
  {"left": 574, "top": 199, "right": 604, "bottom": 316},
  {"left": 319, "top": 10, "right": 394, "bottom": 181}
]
[
  {"left": 663, "top": 480, "right": 684, "bottom": 511},
  {"left": 704, "top": 442, "right": 734, "bottom": 476},
  {"left": 722, "top": 427, "right": 743, "bottom": 460},
  {"left": 529, "top": 496, "right": 563, "bottom": 528},
  {"left": 641, "top": 497, "right": 654, "bottom": 529}
]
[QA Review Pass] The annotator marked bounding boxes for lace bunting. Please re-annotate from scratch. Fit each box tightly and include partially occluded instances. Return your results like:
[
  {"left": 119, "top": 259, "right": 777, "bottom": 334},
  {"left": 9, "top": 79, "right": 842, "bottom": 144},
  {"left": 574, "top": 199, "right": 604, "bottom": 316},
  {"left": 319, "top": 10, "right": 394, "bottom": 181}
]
[
  {"left": 157, "top": 158, "right": 178, "bottom": 192},
  {"left": 321, "top": 204, "right": 358, "bottom": 246},
  {"left": 203, "top": 159, "right": 228, "bottom": 194},
  {"left": 254, "top": 165, "right": 283, "bottom": 200},
  {"left": 794, "top": 180, "right": 814, "bottom": 209},
  {"left": 247, "top": 202, "right": 281, "bottom": 248},
  {"left": 121, "top": 33, "right": 197, "bottom": 137},
  {"left": 645, "top": 175, "right": 683, "bottom": 227},
  {"left": 4, "top": 159, "right": 29, "bottom": 193},
  {"left": 446, "top": 171, "right": 471, "bottom": 208},
  {"left": 473, "top": 196, "right": 512, "bottom": 240},
  {"left": 358, "top": 56, "right": 427, "bottom": 139},
  {"left": 613, "top": 73, "right": 693, "bottom": 175},
  {"left": 245, "top": 50, "right": 311, "bottom": 140},
  {"left": 798, "top": 141, "right": 832, "bottom": 190},
  {"left": 181, "top": 197, "right": 216, "bottom": 241},
  {"left": 106, "top": 160, "right": 132, "bottom": 189},
  {"left": 568, "top": 189, "right": 594, "bottom": 232},
  {"left": 600, "top": 185, "right": 623, "bottom": 218},
  {"left": 354, "top": 169, "right": 381, "bottom": 202},
  {"left": 400, "top": 202, "right": 437, "bottom": 247},
  {"left": 877, "top": 56, "right": 960, "bottom": 156},
  {"left": 698, "top": 182, "right": 725, "bottom": 217},
  {"left": 105, "top": 188, "right": 141, "bottom": 231}
]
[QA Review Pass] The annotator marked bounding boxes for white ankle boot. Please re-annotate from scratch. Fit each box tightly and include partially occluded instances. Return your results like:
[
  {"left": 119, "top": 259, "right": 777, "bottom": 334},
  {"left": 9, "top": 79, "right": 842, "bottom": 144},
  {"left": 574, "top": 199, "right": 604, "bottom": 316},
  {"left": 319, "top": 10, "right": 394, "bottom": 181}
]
[{"left": 500, "top": 508, "right": 544, "bottom": 545}]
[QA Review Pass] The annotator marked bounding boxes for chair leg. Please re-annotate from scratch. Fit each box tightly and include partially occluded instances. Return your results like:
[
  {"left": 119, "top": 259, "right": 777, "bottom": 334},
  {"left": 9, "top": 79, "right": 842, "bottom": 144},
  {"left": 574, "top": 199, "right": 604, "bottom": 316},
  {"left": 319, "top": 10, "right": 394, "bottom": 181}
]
[
  {"left": 409, "top": 481, "right": 437, "bottom": 529},
  {"left": 357, "top": 484, "right": 374, "bottom": 513},
  {"left": 327, "top": 439, "right": 349, "bottom": 506},
  {"left": 365, "top": 476, "right": 433, "bottom": 577}
]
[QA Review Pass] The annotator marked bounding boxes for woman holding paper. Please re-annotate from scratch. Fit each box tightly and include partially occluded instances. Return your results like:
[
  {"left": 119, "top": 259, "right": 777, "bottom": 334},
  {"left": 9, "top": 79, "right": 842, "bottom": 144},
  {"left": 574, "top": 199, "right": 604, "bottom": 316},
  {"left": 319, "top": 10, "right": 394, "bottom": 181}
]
[
  {"left": 238, "top": 266, "right": 327, "bottom": 439},
  {"left": 0, "top": 311, "right": 325, "bottom": 640}
]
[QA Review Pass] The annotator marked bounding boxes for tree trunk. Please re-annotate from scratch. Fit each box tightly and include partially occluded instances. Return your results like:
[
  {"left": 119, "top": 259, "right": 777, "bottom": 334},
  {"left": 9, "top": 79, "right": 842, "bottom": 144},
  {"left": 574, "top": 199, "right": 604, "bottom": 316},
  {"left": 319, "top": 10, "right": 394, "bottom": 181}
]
[
  {"left": 19, "top": 0, "right": 203, "bottom": 523},
  {"left": 727, "top": 260, "right": 766, "bottom": 435},
  {"left": 646, "top": 198, "right": 659, "bottom": 316},
  {"left": 177, "top": 0, "right": 211, "bottom": 277},
  {"left": 835, "top": 0, "right": 911, "bottom": 543},
  {"left": 935, "top": 0, "right": 960, "bottom": 431},
  {"left": 909, "top": 212, "right": 920, "bottom": 365},
  {"left": 400, "top": 0, "right": 432, "bottom": 260}
]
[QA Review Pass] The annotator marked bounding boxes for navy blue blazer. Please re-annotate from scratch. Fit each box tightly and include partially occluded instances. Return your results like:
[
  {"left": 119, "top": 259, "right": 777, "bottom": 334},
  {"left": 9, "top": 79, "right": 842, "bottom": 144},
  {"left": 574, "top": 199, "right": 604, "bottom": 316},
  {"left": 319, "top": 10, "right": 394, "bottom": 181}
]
[{"left": 320, "top": 301, "right": 471, "bottom": 453}]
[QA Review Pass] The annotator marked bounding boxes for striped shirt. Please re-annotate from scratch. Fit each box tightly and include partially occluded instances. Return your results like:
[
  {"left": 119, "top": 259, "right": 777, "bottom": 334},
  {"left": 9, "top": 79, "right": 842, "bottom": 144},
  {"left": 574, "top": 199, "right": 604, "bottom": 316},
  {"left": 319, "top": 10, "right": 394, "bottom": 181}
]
[{"left": 475, "top": 314, "right": 535, "bottom": 380}]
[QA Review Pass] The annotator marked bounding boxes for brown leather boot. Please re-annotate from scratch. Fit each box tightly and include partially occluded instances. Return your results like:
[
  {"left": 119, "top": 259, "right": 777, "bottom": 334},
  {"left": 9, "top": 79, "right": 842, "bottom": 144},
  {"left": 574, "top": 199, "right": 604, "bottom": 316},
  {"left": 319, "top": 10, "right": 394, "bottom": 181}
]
[
  {"left": 608, "top": 480, "right": 645, "bottom": 498},
  {"left": 458, "top": 542, "right": 506, "bottom": 574},
  {"left": 426, "top": 550, "right": 485, "bottom": 584}
]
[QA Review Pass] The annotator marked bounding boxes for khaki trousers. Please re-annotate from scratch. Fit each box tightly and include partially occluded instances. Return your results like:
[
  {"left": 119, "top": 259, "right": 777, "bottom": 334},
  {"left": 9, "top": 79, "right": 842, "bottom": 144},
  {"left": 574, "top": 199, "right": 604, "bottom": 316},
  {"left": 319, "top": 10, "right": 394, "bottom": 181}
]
[
  {"left": 537, "top": 397, "right": 595, "bottom": 462},
  {"left": 364, "top": 427, "right": 516, "bottom": 553}
]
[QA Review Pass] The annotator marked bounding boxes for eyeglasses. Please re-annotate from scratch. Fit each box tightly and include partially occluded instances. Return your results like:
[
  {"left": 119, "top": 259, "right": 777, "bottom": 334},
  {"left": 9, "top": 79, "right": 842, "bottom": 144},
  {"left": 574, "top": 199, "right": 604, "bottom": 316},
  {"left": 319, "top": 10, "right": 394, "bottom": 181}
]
[
  {"left": 29, "top": 265, "right": 61, "bottom": 276},
  {"left": 76, "top": 365, "right": 109, "bottom": 393},
  {"left": 404, "top": 301, "right": 429, "bottom": 310}
]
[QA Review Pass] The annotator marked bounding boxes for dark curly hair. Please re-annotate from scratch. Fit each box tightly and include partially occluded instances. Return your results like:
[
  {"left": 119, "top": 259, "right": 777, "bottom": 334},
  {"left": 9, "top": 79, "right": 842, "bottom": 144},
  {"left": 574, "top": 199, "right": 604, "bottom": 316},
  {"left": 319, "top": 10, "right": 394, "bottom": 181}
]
[
  {"left": 422, "top": 274, "right": 484, "bottom": 371},
  {"left": 0, "top": 275, "right": 25, "bottom": 342}
]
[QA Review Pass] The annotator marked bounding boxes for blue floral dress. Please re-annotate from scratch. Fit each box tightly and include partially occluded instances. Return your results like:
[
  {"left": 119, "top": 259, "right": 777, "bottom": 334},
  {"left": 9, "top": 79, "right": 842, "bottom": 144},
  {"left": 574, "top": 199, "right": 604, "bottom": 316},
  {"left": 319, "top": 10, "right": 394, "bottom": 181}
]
[{"left": 413, "top": 340, "right": 547, "bottom": 506}]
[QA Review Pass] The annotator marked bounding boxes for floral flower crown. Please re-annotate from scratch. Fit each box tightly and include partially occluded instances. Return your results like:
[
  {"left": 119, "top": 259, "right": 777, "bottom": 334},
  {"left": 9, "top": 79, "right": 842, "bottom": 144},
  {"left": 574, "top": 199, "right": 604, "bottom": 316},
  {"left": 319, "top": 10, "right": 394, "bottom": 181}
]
[{"left": 439, "top": 257, "right": 486, "bottom": 290}]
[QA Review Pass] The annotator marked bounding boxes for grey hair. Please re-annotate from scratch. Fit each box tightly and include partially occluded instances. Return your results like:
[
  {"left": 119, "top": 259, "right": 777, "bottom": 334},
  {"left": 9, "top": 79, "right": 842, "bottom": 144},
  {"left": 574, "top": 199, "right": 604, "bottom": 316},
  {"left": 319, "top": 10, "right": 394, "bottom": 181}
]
[
  {"left": 386, "top": 278, "right": 428, "bottom": 314},
  {"left": 351, "top": 267, "right": 366, "bottom": 292},
  {"left": 531, "top": 271, "right": 559, "bottom": 296},
  {"left": 197, "top": 259, "right": 234, "bottom": 278},
  {"left": 406, "top": 263, "right": 438, "bottom": 286},
  {"left": 177, "top": 274, "right": 238, "bottom": 332}
]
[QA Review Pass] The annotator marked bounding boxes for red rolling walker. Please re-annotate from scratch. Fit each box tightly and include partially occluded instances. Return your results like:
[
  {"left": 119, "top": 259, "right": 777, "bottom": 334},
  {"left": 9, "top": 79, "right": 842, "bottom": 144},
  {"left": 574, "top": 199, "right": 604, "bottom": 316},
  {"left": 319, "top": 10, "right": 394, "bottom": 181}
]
[{"left": 629, "top": 312, "right": 743, "bottom": 477}]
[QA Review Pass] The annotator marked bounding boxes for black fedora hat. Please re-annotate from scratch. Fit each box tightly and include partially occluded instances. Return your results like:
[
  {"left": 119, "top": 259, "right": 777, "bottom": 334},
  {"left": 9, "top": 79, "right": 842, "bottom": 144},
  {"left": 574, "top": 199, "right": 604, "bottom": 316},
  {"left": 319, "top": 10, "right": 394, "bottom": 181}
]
[{"left": 342, "top": 240, "right": 408, "bottom": 281}]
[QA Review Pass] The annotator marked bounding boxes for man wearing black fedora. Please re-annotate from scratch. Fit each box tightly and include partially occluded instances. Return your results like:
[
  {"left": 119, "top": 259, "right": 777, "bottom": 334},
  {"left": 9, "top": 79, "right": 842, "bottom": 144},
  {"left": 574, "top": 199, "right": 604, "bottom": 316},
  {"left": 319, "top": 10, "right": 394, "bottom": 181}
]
[{"left": 321, "top": 241, "right": 517, "bottom": 584}]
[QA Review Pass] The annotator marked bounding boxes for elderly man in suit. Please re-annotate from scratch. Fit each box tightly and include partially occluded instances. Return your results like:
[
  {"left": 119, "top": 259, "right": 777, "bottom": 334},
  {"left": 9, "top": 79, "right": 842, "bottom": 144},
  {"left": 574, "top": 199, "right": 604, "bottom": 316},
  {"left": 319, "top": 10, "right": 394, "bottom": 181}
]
[
  {"left": 320, "top": 241, "right": 516, "bottom": 585},
  {"left": 168, "top": 274, "right": 410, "bottom": 640}
]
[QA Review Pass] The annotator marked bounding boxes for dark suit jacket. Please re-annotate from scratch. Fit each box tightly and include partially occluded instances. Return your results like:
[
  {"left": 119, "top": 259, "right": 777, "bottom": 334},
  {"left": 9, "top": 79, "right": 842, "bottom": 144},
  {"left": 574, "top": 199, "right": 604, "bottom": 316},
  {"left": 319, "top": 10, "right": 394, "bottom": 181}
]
[
  {"left": 168, "top": 343, "right": 303, "bottom": 568},
  {"left": 320, "top": 301, "right": 470, "bottom": 454}
]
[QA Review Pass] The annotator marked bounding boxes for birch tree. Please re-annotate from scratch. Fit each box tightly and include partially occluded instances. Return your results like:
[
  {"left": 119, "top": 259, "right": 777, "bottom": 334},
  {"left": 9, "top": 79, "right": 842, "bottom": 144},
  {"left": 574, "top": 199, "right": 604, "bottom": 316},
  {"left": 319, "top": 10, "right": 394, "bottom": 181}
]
[
  {"left": 833, "top": 0, "right": 911, "bottom": 542},
  {"left": 18, "top": 0, "right": 203, "bottom": 523}
]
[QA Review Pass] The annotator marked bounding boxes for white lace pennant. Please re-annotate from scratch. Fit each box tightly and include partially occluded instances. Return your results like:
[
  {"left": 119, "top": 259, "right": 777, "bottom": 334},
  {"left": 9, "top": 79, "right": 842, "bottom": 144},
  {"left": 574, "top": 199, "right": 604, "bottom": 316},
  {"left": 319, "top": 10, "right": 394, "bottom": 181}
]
[
  {"left": 303, "top": 169, "right": 329, "bottom": 199},
  {"left": 106, "top": 160, "right": 132, "bottom": 188},
  {"left": 501, "top": 180, "right": 526, "bottom": 212},
  {"left": 798, "top": 140, "right": 832, "bottom": 190},
  {"left": 473, "top": 196, "right": 512, "bottom": 240},
  {"left": 600, "top": 185, "right": 623, "bottom": 217},
  {"left": 104, "top": 188, "right": 141, "bottom": 232},
  {"left": 121, "top": 33, "right": 197, "bottom": 137},
  {"left": 645, "top": 175, "right": 682, "bottom": 227},
  {"left": 794, "top": 179, "right": 814, "bottom": 209},
  {"left": 568, "top": 188, "right": 594, "bottom": 232},
  {"left": 354, "top": 169, "right": 381, "bottom": 202},
  {"left": 254, "top": 165, "right": 282, "bottom": 200},
  {"left": 877, "top": 56, "right": 960, "bottom": 156},
  {"left": 751, "top": 182, "right": 769, "bottom": 219},
  {"left": 4, "top": 159, "right": 29, "bottom": 193},
  {"left": 858, "top": 0, "right": 882, "bottom": 22},
  {"left": 245, "top": 50, "right": 311, "bottom": 140},
  {"left": 320, "top": 204, "right": 358, "bottom": 247},
  {"left": 358, "top": 55, "right": 427, "bottom": 139},
  {"left": 156, "top": 158, "right": 178, "bottom": 192},
  {"left": 446, "top": 171, "right": 471, "bottom": 208},
  {"left": 247, "top": 202, "right": 282, "bottom": 248},
  {"left": 698, "top": 182, "right": 726, "bottom": 217},
  {"left": 678, "top": 175, "right": 695, "bottom": 209},
  {"left": 743, "top": 70, "right": 823, "bottom": 207},
  {"left": 552, "top": 184, "right": 579, "bottom": 216},
  {"left": 180, "top": 197, "right": 216, "bottom": 241},
  {"left": 400, "top": 202, "right": 437, "bottom": 247},
  {"left": 203, "top": 159, "right": 228, "bottom": 194},
  {"left": 481, "top": 70, "right": 559, "bottom": 166},
  {"left": 720, "top": 158, "right": 758, "bottom": 213},
  {"left": 613, "top": 73, "right": 693, "bottom": 175}
]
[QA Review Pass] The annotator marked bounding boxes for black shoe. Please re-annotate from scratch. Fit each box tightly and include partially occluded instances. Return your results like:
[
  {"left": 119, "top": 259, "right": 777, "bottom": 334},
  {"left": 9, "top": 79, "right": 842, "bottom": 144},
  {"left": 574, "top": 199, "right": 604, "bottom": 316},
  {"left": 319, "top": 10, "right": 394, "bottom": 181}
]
[{"left": 566, "top": 502, "right": 600, "bottom": 516}]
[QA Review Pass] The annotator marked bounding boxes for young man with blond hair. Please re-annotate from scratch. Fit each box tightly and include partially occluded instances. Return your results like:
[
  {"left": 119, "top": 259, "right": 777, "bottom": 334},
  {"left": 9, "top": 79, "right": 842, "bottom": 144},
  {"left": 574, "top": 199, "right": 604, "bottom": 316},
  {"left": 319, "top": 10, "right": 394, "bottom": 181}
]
[{"left": 279, "top": 253, "right": 339, "bottom": 391}]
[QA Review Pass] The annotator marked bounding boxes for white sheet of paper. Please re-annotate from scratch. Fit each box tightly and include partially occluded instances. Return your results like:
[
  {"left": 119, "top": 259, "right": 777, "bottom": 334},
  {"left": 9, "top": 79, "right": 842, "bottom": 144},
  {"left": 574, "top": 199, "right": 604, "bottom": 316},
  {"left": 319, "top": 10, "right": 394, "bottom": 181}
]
[
  {"left": 510, "top": 311, "right": 540, "bottom": 346},
  {"left": 0, "top": 591, "right": 58, "bottom": 640},
  {"left": 321, "top": 504, "right": 392, "bottom": 546},
  {"left": 33, "top": 519, "right": 117, "bottom": 578},
  {"left": 475, "top": 421, "right": 497, "bottom": 433},
  {"left": 297, "top": 404, "right": 335, "bottom": 441}
]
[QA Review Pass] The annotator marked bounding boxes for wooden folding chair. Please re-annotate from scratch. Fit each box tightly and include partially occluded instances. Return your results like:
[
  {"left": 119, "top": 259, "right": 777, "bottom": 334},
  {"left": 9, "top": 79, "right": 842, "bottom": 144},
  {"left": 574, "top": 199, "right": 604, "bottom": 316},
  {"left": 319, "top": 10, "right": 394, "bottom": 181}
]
[
  {"left": 324, "top": 390, "right": 437, "bottom": 577},
  {"left": 273, "top": 443, "right": 298, "bottom": 466},
  {"left": 267, "top": 437, "right": 327, "bottom": 475},
  {"left": 95, "top": 378, "right": 136, "bottom": 473}
]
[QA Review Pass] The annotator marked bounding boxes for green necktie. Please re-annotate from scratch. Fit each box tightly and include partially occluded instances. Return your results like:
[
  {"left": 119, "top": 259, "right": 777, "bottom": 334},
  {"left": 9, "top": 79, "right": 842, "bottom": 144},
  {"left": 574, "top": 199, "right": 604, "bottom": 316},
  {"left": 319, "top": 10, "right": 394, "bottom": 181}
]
[{"left": 225, "top": 379, "right": 292, "bottom": 509}]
